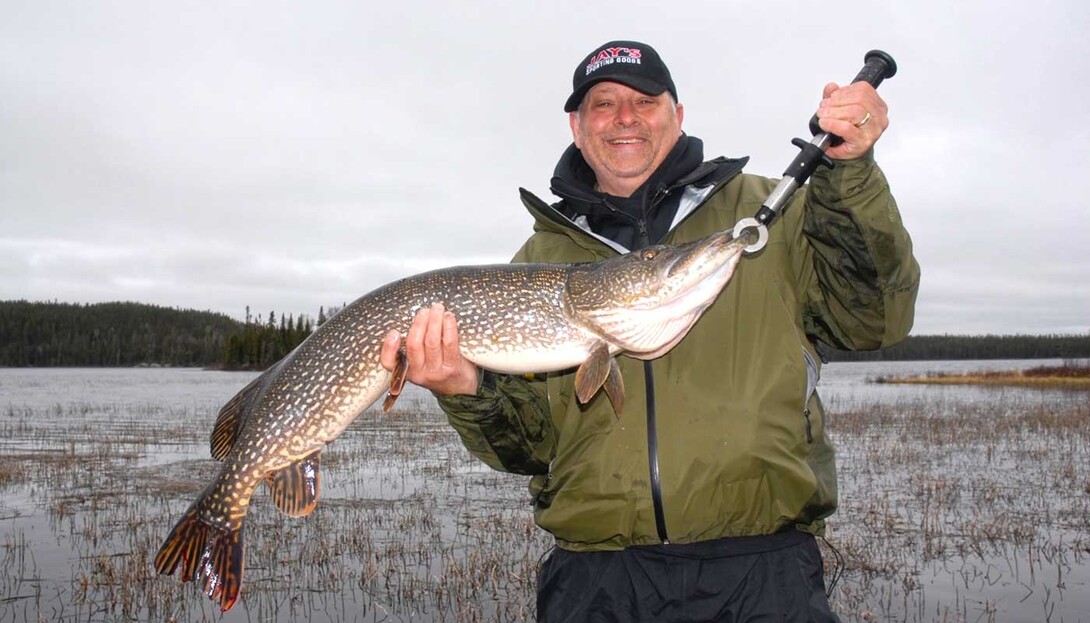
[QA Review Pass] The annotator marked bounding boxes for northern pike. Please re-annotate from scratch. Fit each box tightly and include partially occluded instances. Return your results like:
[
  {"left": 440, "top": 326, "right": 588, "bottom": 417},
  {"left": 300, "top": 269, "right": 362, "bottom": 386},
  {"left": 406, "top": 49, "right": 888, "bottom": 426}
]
[{"left": 154, "top": 227, "right": 752, "bottom": 611}]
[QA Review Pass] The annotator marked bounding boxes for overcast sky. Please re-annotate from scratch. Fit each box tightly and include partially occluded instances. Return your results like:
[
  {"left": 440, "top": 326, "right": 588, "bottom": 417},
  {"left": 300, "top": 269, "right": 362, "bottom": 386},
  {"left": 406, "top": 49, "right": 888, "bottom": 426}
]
[{"left": 2, "top": 1, "right": 1087, "bottom": 336}]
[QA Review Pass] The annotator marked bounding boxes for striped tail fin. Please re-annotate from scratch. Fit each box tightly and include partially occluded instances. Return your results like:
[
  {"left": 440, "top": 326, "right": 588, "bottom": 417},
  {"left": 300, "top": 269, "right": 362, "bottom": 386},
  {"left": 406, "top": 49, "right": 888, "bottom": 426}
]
[{"left": 154, "top": 505, "right": 245, "bottom": 612}]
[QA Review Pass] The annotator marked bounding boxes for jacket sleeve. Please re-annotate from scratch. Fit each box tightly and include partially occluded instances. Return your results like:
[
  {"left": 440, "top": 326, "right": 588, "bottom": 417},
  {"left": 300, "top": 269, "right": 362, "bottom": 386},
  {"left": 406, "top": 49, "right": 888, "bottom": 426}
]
[
  {"left": 435, "top": 372, "right": 554, "bottom": 475},
  {"left": 433, "top": 234, "right": 561, "bottom": 475},
  {"left": 798, "top": 151, "right": 920, "bottom": 350}
]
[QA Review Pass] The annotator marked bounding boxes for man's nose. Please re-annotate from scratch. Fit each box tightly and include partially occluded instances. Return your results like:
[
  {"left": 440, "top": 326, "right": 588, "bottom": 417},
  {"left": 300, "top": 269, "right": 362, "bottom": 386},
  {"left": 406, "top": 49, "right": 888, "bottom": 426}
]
[{"left": 613, "top": 101, "right": 638, "bottom": 125}]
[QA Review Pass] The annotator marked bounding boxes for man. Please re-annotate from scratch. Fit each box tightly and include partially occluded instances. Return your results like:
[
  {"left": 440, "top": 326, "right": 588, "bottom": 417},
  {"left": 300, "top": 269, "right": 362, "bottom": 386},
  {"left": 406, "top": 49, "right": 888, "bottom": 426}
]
[{"left": 380, "top": 40, "right": 919, "bottom": 621}]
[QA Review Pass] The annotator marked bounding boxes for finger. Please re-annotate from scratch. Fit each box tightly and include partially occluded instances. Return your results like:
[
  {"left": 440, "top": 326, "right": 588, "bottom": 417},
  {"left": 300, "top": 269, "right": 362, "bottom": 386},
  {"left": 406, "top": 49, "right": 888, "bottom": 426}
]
[
  {"left": 820, "top": 83, "right": 884, "bottom": 118},
  {"left": 422, "top": 302, "right": 446, "bottom": 372},
  {"left": 817, "top": 82, "right": 871, "bottom": 139},
  {"left": 816, "top": 113, "right": 866, "bottom": 138},
  {"left": 441, "top": 311, "right": 461, "bottom": 367},
  {"left": 823, "top": 122, "right": 880, "bottom": 160},
  {"left": 379, "top": 330, "right": 402, "bottom": 371},
  {"left": 824, "top": 81, "right": 878, "bottom": 106},
  {"left": 404, "top": 305, "right": 430, "bottom": 368}
]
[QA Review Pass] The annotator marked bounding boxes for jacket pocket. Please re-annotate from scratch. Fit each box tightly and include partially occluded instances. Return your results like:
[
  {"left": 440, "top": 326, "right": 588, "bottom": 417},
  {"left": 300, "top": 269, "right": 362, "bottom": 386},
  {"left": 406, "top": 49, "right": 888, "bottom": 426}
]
[
  {"left": 801, "top": 347, "right": 819, "bottom": 444},
  {"left": 773, "top": 279, "right": 822, "bottom": 446}
]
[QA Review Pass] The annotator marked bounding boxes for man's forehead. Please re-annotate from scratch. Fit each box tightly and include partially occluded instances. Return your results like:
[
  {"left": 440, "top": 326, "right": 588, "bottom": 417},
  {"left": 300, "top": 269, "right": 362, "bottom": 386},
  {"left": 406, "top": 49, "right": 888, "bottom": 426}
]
[{"left": 585, "top": 81, "right": 660, "bottom": 98}]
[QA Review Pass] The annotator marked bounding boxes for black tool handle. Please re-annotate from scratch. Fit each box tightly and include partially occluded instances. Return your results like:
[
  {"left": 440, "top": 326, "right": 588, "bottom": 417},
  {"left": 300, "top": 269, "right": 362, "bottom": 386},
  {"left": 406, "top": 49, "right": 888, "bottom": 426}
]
[
  {"left": 808, "top": 50, "right": 898, "bottom": 140},
  {"left": 749, "top": 50, "right": 898, "bottom": 232}
]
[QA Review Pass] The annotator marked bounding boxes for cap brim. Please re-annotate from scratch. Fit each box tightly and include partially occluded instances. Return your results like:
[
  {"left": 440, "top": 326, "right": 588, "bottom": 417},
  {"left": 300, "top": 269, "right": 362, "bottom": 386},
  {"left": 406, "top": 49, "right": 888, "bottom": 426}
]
[{"left": 563, "top": 76, "right": 670, "bottom": 112}]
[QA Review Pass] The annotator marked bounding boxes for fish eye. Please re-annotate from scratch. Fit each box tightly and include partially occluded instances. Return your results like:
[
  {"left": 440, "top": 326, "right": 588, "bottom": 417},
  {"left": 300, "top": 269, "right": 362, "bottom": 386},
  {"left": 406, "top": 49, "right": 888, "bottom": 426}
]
[{"left": 641, "top": 249, "right": 657, "bottom": 261}]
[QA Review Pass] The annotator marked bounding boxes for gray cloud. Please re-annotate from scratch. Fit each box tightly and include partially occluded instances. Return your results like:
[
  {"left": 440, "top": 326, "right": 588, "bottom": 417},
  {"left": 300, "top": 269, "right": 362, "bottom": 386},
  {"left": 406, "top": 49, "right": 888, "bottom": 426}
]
[{"left": 2, "top": 0, "right": 1087, "bottom": 335}]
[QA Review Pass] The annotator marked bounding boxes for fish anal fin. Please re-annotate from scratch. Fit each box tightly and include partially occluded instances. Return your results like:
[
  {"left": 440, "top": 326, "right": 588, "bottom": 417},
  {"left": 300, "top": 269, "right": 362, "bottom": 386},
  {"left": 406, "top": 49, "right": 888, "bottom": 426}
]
[
  {"left": 575, "top": 341, "right": 624, "bottom": 415},
  {"left": 382, "top": 341, "right": 408, "bottom": 413},
  {"left": 211, "top": 369, "right": 273, "bottom": 461},
  {"left": 154, "top": 504, "right": 246, "bottom": 612},
  {"left": 265, "top": 450, "right": 321, "bottom": 518}
]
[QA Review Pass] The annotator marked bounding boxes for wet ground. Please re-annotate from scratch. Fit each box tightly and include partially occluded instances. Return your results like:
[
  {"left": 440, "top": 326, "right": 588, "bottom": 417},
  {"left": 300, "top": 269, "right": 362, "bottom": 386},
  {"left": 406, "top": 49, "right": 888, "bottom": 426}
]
[{"left": 1, "top": 365, "right": 1087, "bottom": 622}]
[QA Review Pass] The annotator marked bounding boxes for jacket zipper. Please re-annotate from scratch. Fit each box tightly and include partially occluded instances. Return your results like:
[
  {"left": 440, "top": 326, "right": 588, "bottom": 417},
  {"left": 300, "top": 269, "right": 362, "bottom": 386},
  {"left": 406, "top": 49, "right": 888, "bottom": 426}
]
[
  {"left": 644, "top": 360, "right": 670, "bottom": 543},
  {"left": 640, "top": 188, "right": 667, "bottom": 543}
]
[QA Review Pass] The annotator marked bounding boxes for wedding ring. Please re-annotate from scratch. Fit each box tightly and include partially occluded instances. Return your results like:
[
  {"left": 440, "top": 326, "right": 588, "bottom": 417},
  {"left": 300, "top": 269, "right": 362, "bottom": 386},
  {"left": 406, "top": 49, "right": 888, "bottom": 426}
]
[{"left": 855, "top": 112, "right": 871, "bottom": 128}]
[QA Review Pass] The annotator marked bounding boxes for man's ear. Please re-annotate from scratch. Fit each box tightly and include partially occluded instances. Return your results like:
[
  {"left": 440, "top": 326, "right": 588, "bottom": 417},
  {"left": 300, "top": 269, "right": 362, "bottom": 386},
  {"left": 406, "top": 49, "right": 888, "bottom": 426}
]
[{"left": 569, "top": 111, "right": 582, "bottom": 149}]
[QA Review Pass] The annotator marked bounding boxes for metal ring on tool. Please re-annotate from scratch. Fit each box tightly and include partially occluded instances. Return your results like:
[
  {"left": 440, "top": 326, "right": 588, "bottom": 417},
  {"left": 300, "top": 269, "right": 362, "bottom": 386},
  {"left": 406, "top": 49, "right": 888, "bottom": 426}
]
[{"left": 732, "top": 217, "right": 768, "bottom": 254}]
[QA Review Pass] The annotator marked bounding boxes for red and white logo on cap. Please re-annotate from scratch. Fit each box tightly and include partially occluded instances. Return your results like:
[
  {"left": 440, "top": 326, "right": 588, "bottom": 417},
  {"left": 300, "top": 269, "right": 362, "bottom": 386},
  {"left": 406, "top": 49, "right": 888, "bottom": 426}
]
[{"left": 585, "top": 47, "right": 643, "bottom": 76}]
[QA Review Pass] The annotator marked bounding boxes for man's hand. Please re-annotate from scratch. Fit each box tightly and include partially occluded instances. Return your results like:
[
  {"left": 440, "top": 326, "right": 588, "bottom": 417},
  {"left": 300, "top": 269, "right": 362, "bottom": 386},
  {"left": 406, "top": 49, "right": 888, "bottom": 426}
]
[
  {"left": 815, "top": 81, "right": 889, "bottom": 160},
  {"left": 379, "top": 302, "right": 480, "bottom": 397}
]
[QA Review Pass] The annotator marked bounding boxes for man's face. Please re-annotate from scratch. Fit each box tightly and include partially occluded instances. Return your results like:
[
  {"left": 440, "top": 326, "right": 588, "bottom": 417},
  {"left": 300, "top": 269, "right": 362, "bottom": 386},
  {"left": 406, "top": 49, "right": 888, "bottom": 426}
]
[{"left": 569, "top": 81, "right": 684, "bottom": 198}]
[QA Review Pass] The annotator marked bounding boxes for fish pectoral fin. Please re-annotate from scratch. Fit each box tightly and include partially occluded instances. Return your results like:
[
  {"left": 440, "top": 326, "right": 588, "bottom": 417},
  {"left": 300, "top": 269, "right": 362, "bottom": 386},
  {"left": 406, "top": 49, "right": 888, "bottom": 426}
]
[
  {"left": 265, "top": 450, "right": 321, "bottom": 518},
  {"left": 382, "top": 341, "right": 409, "bottom": 413},
  {"left": 211, "top": 366, "right": 275, "bottom": 461},
  {"left": 574, "top": 341, "right": 624, "bottom": 416},
  {"left": 154, "top": 504, "right": 245, "bottom": 612}
]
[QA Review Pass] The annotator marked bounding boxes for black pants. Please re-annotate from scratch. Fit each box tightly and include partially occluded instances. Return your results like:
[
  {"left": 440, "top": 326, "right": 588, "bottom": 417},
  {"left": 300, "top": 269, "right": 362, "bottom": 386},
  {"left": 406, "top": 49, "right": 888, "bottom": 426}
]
[{"left": 536, "top": 531, "right": 841, "bottom": 623}]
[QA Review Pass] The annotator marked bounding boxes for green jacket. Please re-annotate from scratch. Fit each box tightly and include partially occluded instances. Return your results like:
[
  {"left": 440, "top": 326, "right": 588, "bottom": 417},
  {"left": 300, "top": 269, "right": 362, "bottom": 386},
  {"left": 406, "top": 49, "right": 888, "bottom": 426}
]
[{"left": 438, "top": 153, "right": 919, "bottom": 551}]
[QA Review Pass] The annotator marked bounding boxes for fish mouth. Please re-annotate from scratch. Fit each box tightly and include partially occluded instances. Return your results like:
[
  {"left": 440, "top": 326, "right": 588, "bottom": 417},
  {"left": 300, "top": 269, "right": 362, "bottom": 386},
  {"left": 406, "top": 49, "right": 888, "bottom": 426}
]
[{"left": 665, "top": 230, "right": 747, "bottom": 281}]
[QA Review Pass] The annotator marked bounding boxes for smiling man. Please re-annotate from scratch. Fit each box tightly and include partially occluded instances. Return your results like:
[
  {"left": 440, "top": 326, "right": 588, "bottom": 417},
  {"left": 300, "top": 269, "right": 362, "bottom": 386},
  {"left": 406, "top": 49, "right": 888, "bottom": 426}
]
[
  {"left": 381, "top": 40, "right": 920, "bottom": 621},
  {"left": 568, "top": 80, "right": 683, "bottom": 197}
]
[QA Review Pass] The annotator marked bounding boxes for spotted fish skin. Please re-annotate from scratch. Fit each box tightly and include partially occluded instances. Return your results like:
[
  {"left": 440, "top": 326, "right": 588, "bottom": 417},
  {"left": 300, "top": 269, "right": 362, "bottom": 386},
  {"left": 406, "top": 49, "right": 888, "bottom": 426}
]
[{"left": 154, "top": 229, "right": 751, "bottom": 611}]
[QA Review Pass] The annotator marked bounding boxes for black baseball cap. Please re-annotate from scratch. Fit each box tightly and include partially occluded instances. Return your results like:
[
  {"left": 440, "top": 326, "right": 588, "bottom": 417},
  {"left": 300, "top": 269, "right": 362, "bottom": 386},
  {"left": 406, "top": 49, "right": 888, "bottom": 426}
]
[{"left": 564, "top": 40, "right": 678, "bottom": 112}]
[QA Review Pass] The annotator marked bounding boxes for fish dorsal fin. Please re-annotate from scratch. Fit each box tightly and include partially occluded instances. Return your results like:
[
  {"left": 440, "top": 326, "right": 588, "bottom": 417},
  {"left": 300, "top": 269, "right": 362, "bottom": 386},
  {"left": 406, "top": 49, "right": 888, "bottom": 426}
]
[
  {"left": 574, "top": 341, "right": 625, "bottom": 416},
  {"left": 265, "top": 450, "right": 321, "bottom": 518},
  {"left": 210, "top": 369, "right": 273, "bottom": 461}
]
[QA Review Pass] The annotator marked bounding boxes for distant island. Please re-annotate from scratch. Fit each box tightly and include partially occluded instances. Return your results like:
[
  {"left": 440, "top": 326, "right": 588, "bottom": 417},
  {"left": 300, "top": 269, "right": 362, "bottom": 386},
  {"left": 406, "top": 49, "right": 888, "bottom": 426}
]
[
  {"left": 872, "top": 362, "right": 1090, "bottom": 390},
  {"left": 1, "top": 300, "right": 1089, "bottom": 369}
]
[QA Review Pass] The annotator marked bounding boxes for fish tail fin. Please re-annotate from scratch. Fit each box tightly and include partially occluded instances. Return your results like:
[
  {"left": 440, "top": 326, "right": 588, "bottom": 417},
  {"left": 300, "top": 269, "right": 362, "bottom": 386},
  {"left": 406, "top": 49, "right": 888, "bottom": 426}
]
[{"left": 154, "top": 504, "right": 246, "bottom": 612}]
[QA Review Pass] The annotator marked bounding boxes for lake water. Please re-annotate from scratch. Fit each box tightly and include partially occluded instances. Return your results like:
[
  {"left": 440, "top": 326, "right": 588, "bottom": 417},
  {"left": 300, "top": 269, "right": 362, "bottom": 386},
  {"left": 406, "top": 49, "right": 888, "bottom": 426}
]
[
  {"left": 1, "top": 360, "right": 1087, "bottom": 622},
  {"left": 3, "top": 358, "right": 1083, "bottom": 411}
]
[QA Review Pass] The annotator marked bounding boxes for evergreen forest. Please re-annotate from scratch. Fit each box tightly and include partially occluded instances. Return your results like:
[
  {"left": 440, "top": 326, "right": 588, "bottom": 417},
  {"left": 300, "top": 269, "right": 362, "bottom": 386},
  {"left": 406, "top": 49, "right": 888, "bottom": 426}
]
[{"left": 0, "top": 300, "right": 323, "bottom": 369}]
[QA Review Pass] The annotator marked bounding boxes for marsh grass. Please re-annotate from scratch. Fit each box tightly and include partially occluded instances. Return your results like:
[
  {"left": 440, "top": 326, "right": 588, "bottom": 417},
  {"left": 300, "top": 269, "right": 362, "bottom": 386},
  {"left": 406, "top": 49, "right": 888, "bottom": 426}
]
[
  {"left": 1, "top": 394, "right": 551, "bottom": 622},
  {"left": 1, "top": 372, "right": 1087, "bottom": 622},
  {"left": 826, "top": 397, "right": 1090, "bottom": 621}
]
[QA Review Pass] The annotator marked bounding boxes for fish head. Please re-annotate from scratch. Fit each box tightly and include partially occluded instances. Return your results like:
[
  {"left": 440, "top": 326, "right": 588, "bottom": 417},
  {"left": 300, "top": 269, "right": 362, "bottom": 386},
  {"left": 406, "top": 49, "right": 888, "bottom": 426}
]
[{"left": 564, "top": 229, "right": 753, "bottom": 356}]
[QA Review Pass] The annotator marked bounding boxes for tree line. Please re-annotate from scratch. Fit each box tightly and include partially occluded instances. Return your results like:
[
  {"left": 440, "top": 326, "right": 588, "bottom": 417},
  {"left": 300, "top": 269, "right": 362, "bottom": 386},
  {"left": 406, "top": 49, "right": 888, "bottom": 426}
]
[
  {"left": 0, "top": 300, "right": 331, "bottom": 369},
  {"left": 1, "top": 300, "right": 1087, "bottom": 368},
  {"left": 0, "top": 300, "right": 244, "bottom": 367},
  {"left": 218, "top": 306, "right": 325, "bottom": 370},
  {"left": 822, "top": 333, "right": 1090, "bottom": 362}
]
